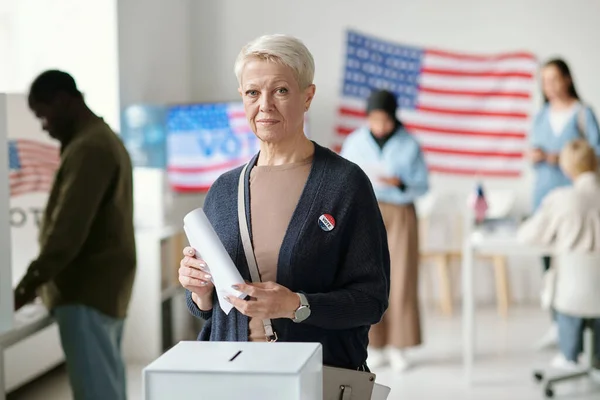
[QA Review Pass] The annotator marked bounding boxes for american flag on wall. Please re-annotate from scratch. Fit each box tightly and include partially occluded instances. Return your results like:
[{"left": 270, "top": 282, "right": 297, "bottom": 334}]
[
  {"left": 166, "top": 102, "right": 259, "bottom": 192},
  {"left": 334, "top": 30, "right": 538, "bottom": 177},
  {"left": 8, "top": 139, "right": 60, "bottom": 197}
]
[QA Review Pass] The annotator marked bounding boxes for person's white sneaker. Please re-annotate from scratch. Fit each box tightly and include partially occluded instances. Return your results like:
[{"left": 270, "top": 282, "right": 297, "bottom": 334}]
[
  {"left": 387, "top": 348, "right": 410, "bottom": 372},
  {"left": 367, "top": 347, "right": 388, "bottom": 368},
  {"left": 550, "top": 353, "right": 579, "bottom": 371},
  {"left": 534, "top": 324, "right": 559, "bottom": 351}
]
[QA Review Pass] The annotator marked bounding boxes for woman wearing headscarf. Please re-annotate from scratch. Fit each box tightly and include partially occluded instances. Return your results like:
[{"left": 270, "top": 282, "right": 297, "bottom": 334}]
[{"left": 341, "top": 89, "right": 429, "bottom": 371}]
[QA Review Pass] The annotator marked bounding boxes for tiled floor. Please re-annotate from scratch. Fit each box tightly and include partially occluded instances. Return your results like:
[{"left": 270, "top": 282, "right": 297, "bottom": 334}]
[{"left": 7, "top": 306, "right": 600, "bottom": 399}]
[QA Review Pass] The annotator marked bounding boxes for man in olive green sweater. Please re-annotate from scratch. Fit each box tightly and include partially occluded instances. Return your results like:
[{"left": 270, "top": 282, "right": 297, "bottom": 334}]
[{"left": 14, "top": 70, "right": 136, "bottom": 400}]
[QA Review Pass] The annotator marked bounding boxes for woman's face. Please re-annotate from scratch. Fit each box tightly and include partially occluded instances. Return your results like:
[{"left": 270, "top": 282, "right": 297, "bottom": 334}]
[
  {"left": 239, "top": 60, "right": 315, "bottom": 144},
  {"left": 368, "top": 110, "right": 396, "bottom": 138},
  {"left": 542, "top": 65, "right": 571, "bottom": 102}
]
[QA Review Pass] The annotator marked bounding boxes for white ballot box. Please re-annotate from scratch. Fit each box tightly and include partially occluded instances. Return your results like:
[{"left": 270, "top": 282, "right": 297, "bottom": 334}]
[{"left": 143, "top": 341, "right": 323, "bottom": 400}]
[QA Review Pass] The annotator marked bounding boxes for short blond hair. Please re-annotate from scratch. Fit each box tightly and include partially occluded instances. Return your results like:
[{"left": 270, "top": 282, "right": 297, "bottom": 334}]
[
  {"left": 234, "top": 34, "right": 315, "bottom": 89},
  {"left": 560, "top": 139, "right": 598, "bottom": 176}
]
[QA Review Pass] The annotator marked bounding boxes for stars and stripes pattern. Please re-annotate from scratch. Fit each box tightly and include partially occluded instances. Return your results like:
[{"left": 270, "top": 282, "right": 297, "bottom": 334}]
[
  {"left": 166, "top": 102, "right": 259, "bottom": 192},
  {"left": 334, "top": 30, "right": 538, "bottom": 177},
  {"left": 8, "top": 139, "right": 59, "bottom": 197}
]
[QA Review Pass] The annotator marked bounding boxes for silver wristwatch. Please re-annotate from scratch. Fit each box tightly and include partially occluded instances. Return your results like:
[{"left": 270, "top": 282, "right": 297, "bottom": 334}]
[{"left": 292, "top": 293, "right": 311, "bottom": 323}]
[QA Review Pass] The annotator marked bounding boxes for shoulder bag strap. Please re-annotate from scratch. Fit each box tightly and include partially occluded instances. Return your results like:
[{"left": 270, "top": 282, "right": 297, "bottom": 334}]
[
  {"left": 577, "top": 105, "right": 587, "bottom": 139},
  {"left": 237, "top": 163, "right": 278, "bottom": 342}
]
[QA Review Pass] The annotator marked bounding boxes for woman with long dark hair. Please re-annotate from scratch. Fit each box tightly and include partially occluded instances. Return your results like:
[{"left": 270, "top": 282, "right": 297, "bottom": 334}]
[{"left": 529, "top": 58, "right": 600, "bottom": 352}]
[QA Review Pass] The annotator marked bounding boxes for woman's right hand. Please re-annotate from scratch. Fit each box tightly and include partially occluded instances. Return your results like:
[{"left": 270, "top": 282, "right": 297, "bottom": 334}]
[
  {"left": 179, "top": 247, "right": 214, "bottom": 302},
  {"left": 530, "top": 148, "right": 546, "bottom": 164}
]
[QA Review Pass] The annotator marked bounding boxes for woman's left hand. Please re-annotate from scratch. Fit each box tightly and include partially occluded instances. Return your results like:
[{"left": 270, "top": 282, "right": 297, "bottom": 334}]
[{"left": 226, "top": 282, "right": 300, "bottom": 320}]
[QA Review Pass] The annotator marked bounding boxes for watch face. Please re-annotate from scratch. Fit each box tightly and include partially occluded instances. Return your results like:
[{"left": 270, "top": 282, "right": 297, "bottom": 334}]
[{"left": 295, "top": 306, "right": 311, "bottom": 322}]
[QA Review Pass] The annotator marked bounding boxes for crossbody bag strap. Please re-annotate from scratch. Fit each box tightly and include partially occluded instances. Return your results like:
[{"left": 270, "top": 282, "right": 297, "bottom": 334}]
[
  {"left": 237, "top": 163, "right": 278, "bottom": 342},
  {"left": 574, "top": 105, "right": 600, "bottom": 172},
  {"left": 577, "top": 105, "right": 587, "bottom": 139}
]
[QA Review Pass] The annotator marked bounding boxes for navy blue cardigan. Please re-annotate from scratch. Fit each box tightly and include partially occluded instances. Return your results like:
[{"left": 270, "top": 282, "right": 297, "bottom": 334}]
[{"left": 185, "top": 143, "right": 390, "bottom": 370}]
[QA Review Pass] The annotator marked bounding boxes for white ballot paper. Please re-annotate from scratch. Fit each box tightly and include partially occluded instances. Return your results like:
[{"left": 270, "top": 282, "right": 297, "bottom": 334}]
[
  {"left": 371, "top": 383, "right": 391, "bottom": 400},
  {"left": 183, "top": 208, "right": 246, "bottom": 315},
  {"left": 361, "top": 162, "right": 391, "bottom": 189}
]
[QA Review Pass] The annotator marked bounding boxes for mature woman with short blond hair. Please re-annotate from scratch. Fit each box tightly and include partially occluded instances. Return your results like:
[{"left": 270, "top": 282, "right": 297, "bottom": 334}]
[{"left": 177, "top": 34, "right": 390, "bottom": 371}]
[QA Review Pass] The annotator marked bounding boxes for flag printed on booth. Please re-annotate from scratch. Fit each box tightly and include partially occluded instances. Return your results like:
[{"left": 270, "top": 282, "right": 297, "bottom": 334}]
[
  {"left": 334, "top": 30, "right": 538, "bottom": 177},
  {"left": 166, "top": 102, "right": 259, "bottom": 192},
  {"left": 8, "top": 139, "right": 60, "bottom": 197}
]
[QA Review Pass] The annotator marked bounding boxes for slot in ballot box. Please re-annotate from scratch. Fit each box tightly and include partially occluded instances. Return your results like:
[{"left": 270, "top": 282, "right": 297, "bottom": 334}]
[{"left": 143, "top": 341, "right": 323, "bottom": 400}]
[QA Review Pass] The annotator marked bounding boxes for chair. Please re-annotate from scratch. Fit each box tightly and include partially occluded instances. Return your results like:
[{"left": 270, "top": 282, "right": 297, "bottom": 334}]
[
  {"left": 418, "top": 191, "right": 512, "bottom": 317},
  {"left": 533, "top": 252, "right": 600, "bottom": 398},
  {"left": 417, "top": 192, "right": 459, "bottom": 316}
]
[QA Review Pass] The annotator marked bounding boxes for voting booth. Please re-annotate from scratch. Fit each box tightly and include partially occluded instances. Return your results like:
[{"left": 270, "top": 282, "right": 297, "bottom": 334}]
[
  {"left": 143, "top": 341, "right": 323, "bottom": 400},
  {"left": 0, "top": 95, "right": 11, "bottom": 335},
  {"left": 0, "top": 94, "right": 65, "bottom": 398}
]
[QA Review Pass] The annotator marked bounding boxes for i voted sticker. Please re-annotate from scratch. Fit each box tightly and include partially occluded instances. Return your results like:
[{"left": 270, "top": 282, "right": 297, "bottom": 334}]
[{"left": 318, "top": 214, "right": 336, "bottom": 232}]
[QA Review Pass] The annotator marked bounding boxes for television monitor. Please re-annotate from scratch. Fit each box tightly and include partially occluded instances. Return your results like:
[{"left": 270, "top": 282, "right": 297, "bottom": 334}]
[{"left": 121, "top": 104, "right": 167, "bottom": 168}]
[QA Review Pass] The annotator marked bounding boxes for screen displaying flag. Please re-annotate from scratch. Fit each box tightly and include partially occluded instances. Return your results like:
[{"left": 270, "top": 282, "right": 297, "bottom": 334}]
[
  {"left": 8, "top": 139, "right": 60, "bottom": 197},
  {"left": 335, "top": 30, "right": 538, "bottom": 177},
  {"left": 166, "top": 102, "right": 259, "bottom": 192},
  {"left": 166, "top": 102, "right": 310, "bottom": 193}
]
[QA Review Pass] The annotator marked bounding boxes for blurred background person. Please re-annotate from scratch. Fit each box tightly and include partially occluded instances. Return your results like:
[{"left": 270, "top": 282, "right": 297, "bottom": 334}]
[
  {"left": 13, "top": 70, "right": 136, "bottom": 400},
  {"left": 528, "top": 58, "right": 600, "bottom": 350},
  {"left": 341, "top": 89, "right": 429, "bottom": 372},
  {"left": 518, "top": 139, "right": 600, "bottom": 370}
]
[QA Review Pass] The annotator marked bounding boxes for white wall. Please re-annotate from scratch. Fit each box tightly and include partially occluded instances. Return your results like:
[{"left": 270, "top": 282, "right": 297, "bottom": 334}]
[
  {"left": 0, "top": 0, "right": 120, "bottom": 131},
  {"left": 0, "top": 4, "right": 11, "bottom": 91},
  {"left": 190, "top": 0, "right": 600, "bottom": 212},
  {"left": 188, "top": 0, "right": 600, "bottom": 305},
  {"left": 117, "top": 0, "right": 193, "bottom": 107},
  {"left": 117, "top": 0, "right": 205, "bottom": 226}
]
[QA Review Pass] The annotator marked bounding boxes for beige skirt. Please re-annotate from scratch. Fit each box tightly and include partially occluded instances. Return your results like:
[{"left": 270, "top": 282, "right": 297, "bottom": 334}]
[{"left": 369, "top": 202, "right": 422, "bottom": 349}]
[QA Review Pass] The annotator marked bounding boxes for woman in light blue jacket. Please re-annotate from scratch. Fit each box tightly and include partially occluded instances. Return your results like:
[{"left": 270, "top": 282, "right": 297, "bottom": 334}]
[
  {"left": 529, "top": 58, "right": 600, "bottom": 349},
  {"left": 341, "top": 90, "right": 429, "bottom": 372}
]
